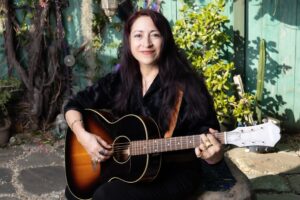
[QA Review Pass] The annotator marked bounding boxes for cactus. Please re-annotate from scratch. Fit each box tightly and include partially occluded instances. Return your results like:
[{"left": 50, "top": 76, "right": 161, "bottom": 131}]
[{"left": 256, "top": 39, "right": 266, "bottom": 123}]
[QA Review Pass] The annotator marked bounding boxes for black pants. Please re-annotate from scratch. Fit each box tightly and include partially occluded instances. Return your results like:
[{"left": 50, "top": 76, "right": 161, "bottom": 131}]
[{"left": 65, "top": 159, "right": 236, "bottom": 200}]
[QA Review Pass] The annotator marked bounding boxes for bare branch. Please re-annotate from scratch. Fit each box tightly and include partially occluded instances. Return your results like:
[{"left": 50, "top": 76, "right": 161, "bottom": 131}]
[
  {"left": 27, "top": 4, "right": 50, "bottom": 89},
  {"left": 44, "top": 44, "right": 59, "bottom": 87}
]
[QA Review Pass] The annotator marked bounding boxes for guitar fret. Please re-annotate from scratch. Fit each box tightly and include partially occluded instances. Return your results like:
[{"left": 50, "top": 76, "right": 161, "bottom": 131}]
[
  {"left": 179, "top": 138, "right": 181, "bottom": 149},
  {"left": 134, "top": 141, "right": 136, "bottom": 155},
  {"left": 131, "top": 141, "right": 134, "bottom": 155},
  {"left": 193, "top": 135, "right": 195, "bottom": 148},
  {"left": 186, "top": 137, "right": 188, "bottom": 149},
  {"left": 153, "top": 139, "right": 155, "bottom": 153},
  {"left": 140, "top": 141, "right": 144, "bottom": 154},
  {"left": 143, "top": 141, "right": 145, "bottom": 154},
  {"left": 139, "top": 141, "right": 141, "bottom": 154},
  {"left": 131, "top": 141, "right": 135, "bottom": 155},
  {"left": 144, "top": 141, "right": 147, "bottom": 154}
]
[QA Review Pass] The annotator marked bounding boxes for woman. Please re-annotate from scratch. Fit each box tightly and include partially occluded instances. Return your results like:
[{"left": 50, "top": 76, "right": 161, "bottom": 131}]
[{"left": 64, "top": 9, "right": 234, "bottom": 200}]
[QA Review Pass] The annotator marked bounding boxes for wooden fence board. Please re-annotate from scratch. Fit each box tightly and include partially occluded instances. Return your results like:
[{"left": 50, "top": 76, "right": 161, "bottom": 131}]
[
  {"left": 246, "top": 0, "right": 300, "bottom": 130},
  {"left": 294, "top": 1, "right": 300, "bottom": 127}
]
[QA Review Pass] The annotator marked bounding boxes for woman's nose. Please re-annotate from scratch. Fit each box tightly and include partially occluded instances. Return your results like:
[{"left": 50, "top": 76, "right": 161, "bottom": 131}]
[{"left": 142, "top": 36, "right": 153, "bottom": 47}]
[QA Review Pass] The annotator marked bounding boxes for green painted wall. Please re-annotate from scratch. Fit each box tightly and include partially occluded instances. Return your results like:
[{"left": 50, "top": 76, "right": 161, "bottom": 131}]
[
  {"left": 245, "top": 0, "right": 300, "bottom": 131},
  {"left": 1, "top": 0, "right": 299, "bottom": 131}
]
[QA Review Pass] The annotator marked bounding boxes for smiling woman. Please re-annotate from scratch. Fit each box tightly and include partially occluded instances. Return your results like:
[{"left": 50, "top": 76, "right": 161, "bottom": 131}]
[
  {"left": 63, "top": 9, "right": 234, "bottom": 200},
  {"left": 129, "top": 16, "right": 161, "bottom": 95},
  {"left": 130, "top": 16, "right": 162, "bottom": 68}
]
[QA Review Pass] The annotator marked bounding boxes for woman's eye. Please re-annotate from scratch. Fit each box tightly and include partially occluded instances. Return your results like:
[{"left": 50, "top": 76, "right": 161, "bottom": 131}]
[
  {"left": 133, "top": 34, "right": 142, "bottom": 39},
  {"left": 151, "top": 33, "right": 161, "bottom": 38}
]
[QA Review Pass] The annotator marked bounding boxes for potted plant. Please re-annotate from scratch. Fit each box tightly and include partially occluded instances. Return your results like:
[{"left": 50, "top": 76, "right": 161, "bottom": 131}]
[{"left": 0, "top": 77, "right": 21, "bottom": 146}]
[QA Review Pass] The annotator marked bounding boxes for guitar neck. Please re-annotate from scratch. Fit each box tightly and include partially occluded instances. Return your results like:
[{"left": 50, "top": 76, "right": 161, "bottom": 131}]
[{"left": 130, "top": 133, "right": 225, "bottom": 156}]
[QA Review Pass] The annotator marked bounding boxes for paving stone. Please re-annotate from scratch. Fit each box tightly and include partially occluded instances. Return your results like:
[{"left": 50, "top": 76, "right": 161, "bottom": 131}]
[
  {"left": 0, "top": 168, "right": 16, "bottom": 194},
  {"left": 286, "top": 174, "right": 300, "bottom": 193},
  {"left": 0, "top": 197, "right": 20, "bottom": 200},
  {"left": 16, "top": 151, "right": 63, "bottom": 168},
  {"left": 0, "top": 168, "right": 12, "bottom": 182},
  {"left": 250, "top": 175, "right": 291, "bottom": 192},
  {"left": 0, "top": 183, "right": 16, "bottom": 194},
  {"left": 18, "top": 166, "right": 66, "bottom": 195},
  {"left": 256, "top": 193, "right": 300, "bottom": 200},
  {"left": 0, "top": 147, "right": 23, "bottom": 166},
  {"left": 226, "top": 148, "right": 300, "bottom": 178}
]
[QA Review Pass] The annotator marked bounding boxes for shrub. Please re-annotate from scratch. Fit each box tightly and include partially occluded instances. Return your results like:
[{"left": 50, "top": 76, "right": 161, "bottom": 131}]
[{"left": 173, "top": 0, "right": 254, "bottom": 126}]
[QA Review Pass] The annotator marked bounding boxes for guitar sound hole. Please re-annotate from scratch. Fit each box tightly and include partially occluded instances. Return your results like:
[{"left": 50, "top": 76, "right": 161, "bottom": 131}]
[{"left": 113, "top": 136, "right": 130, "bottom": 164}]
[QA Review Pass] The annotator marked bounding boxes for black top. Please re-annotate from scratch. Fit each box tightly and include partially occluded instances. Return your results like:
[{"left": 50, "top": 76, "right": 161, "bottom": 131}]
[{"left": 63, "top": 71, "right": 219, "bottom": 137}]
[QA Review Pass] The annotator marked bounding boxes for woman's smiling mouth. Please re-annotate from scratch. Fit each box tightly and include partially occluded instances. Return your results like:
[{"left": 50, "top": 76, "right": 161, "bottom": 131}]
[{"left": 141, "top": 50, "right": 155, "bottom": 55}]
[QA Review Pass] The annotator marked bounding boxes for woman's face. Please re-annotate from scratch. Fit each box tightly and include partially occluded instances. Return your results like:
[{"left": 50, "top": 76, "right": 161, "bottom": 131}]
[{"left": 129, "top": 16, "right": 162, "bottom": 69}]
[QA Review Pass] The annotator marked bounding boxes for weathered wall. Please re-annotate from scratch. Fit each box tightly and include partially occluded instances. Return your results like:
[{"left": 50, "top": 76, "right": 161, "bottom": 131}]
[
  {"left": 245, "top": 0, "right": 300, "bottom": 131},
  {"left": 1, "top": 0, "right": 299, "bottom": 131}
]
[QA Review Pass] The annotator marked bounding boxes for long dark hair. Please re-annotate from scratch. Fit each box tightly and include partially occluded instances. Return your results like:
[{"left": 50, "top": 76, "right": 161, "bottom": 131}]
[{"left": 114, "top": 9, "right": 214, "bottom": 131}]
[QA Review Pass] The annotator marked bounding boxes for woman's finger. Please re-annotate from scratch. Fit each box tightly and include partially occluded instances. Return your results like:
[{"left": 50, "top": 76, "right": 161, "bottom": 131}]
[
  {"left": 96, "top": 136, "right": 112, "bottom": 149},
  {"left": 198, "top": 142, "right": 208, "bottom": 151},
  {"left": 99, "top": 148, "right": 113, "bottom": 157},
  {"left": 195, "top": 147, "right": 203, "bottom": 158},
  {"left": 208, "top": 128, "right": 218, "bottom": 134},
  {"left": 200, "top": 134, "right": 212, "bottom": 149},
  {"left": 206, "top": 134, "right": 220, "bottom": 146}
]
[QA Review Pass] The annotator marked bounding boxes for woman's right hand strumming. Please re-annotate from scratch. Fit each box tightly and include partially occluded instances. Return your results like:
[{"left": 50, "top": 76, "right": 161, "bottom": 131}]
[
  {"left": 77, "top": 130, "right": 113, "bottom": 163},
  {"left": 65, "top": 110, "right": 112, "bottom": 163}
]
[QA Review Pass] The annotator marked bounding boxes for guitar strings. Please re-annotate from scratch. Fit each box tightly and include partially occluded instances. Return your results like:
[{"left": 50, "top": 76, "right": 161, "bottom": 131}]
[
  {"left": 109, "top": 131, "right": 251, "bottom": 154},
  {"left": 110, "top": 139, "right": 202, "bottom": 153}
]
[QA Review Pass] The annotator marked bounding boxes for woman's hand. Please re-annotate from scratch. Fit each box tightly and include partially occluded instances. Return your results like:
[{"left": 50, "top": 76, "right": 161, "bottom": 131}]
[
  {"left": 65, "top": 110, "right": 113, "bottom": 163},
  {"left": 194, "top": 128, "right": 223, "bottom": 164},
  {"left": 77, "top": 131, "right": 113, "bottom": 163}
]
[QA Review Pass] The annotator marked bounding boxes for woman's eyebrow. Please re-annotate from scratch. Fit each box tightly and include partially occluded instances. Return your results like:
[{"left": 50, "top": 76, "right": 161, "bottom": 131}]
[{"left": 132, "top": 29, "right": 159, "bottom": 33}]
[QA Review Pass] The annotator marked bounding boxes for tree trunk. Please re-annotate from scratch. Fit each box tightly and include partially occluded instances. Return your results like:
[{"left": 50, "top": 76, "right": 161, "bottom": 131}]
[{"left": 3, "top": 0, "right": 70, "bottom": 131}]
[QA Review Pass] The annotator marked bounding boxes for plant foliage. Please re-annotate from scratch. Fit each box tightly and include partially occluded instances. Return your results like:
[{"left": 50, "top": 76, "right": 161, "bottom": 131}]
[
  {"left": 0, "top": 77, "right": 21, "bottom": 118},
  {"left": 173, "top": 0, "right": 254, "bottom": 126}
]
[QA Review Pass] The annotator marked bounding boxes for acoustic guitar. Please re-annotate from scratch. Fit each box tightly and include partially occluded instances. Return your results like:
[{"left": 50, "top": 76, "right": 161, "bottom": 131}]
[{"left": 65, "top": 109, "right": 281, "bottom": 199}]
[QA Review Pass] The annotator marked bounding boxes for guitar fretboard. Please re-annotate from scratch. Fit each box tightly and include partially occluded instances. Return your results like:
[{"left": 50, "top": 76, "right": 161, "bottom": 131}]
[{"left": 130, "top": 133, "right": 224, "bottom": 156}]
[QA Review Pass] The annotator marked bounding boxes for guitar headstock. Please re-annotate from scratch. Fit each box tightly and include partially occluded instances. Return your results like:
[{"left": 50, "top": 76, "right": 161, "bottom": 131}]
[{"left": 225, "top": 122, "right": 281, "bottom": 147}]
